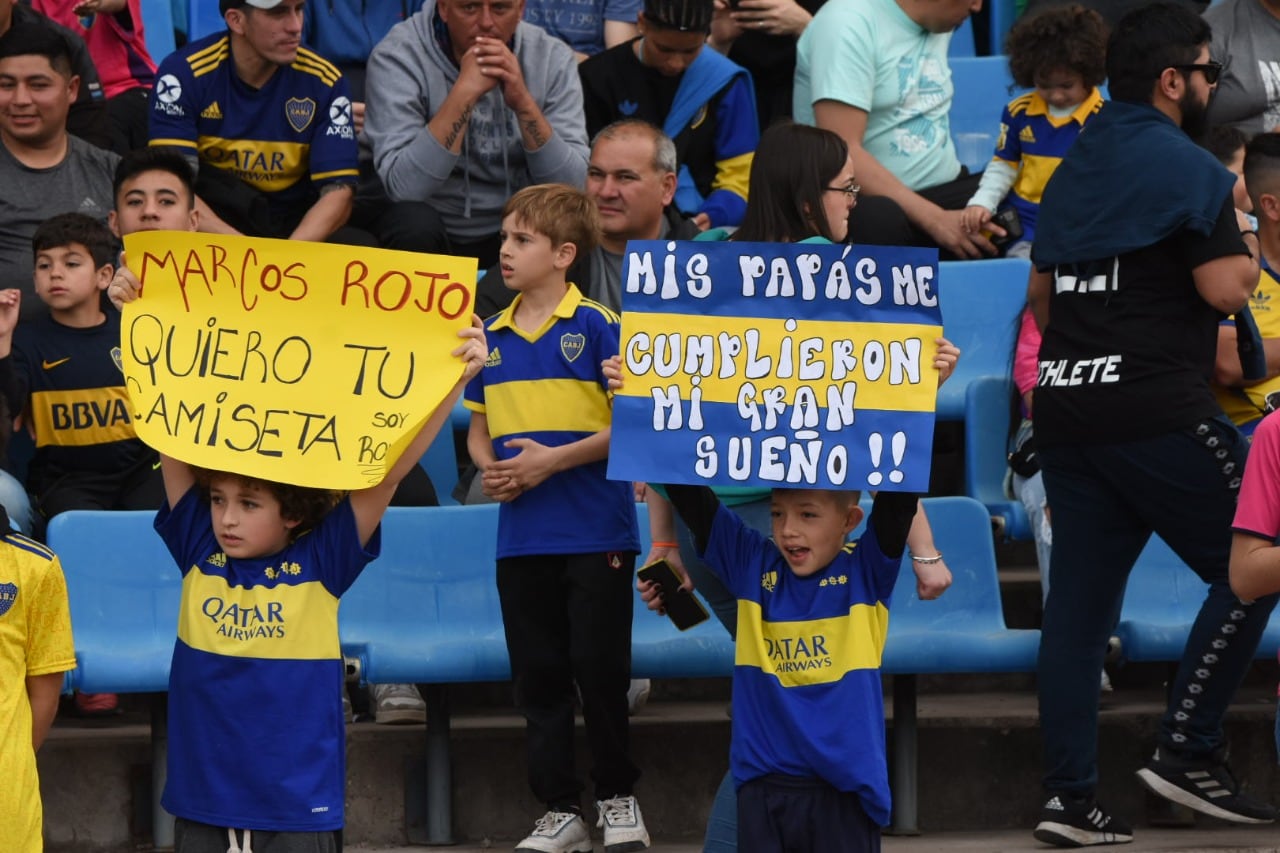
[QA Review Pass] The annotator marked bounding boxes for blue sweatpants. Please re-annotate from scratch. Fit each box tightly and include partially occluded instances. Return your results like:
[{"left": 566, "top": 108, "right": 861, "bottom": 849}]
[{"left": 1038, "top": 415, "right": 1277, "bottom": 795}]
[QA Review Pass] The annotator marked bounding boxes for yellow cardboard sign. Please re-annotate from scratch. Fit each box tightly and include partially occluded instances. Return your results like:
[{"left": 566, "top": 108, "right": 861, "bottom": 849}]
[{"left": 120, "top": 232, "right": 476, "bottom": 490}]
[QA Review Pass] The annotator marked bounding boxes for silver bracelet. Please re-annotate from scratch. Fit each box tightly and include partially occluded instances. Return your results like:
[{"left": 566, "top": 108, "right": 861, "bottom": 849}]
[{"left": 911, "top": 552, "right": 944, "bottom": 564}]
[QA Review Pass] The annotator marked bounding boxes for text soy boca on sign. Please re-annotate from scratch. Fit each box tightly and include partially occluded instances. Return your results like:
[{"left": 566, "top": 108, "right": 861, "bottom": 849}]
[
  {"left": 607, "top": 240, "right": 942, "bottom": 492},
  {"left": 120, "top": 231, "right": 476, "bottom": 490}
]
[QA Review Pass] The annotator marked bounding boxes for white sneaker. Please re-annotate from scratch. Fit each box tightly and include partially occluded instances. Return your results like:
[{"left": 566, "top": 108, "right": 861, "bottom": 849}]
[
  {"left": 515, "top": 811, "right": 592, "bottom": 853},
  {"left": 370, "top": 682, "right": 426, "bottom": 724},
  {"left": 1100, "top": 669, "right": 1114, "bottom": 693},
  {"left": 342, "top": 689, "right": 354, "bottom": 724},
  {"left": 627, "top": 678, "right": 651, "bottom": 715},
  {"left": 597, "top": 795, "right": 650, "bottom": 852}
]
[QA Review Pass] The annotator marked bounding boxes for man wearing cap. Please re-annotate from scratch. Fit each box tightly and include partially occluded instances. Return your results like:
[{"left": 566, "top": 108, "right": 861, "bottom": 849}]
[
  {"left": 579, "top": 0, "right": 758, "bottom": 229},
  {"left": 147, "top": 0, "right": 366, "bottom": 244},
  {"left": 363, "top": 0, "right": 589, "bottom": 268}
]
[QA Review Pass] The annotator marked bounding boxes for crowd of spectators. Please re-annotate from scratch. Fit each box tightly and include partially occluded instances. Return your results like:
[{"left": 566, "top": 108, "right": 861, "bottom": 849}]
[{"left": 11, "top": 0, "right": 1280, "bottom": 849}]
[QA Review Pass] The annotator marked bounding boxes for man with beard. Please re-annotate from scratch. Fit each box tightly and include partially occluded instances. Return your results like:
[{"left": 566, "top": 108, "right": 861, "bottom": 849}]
[{"left": 1027, "top": 3, "right": 1277, "bottom": 847}]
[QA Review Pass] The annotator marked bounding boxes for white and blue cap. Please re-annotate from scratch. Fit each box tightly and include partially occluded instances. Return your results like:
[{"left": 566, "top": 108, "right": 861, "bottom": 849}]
[{"left": 220, "top": 0, "right": 285, "bottom": 14}]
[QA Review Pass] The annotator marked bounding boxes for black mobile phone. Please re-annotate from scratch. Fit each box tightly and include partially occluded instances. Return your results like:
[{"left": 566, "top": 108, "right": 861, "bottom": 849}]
[
  {"left": 637, "top": 559, "right": 710, "bottom": 631},
  {"left": 984, "top": 207, "right": 1024, "bottom": 248}
]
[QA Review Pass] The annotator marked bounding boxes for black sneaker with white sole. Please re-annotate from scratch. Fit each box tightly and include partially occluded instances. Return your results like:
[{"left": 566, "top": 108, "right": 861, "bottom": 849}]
[
  {"left": 1033, "top": 793, "right": 1134, "bottom": 847},
  {"left": 1135, "top": 746, "right": 1277, "bottom": 824}
]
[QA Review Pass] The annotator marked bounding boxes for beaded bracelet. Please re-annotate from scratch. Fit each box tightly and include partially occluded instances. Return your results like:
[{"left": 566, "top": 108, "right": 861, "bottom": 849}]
[{"left": 911, "top": 552, "right": 944, "bottom": 564}]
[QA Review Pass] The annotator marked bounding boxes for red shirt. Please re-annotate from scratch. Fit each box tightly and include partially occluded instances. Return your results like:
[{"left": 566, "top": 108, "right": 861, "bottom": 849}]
[{"left": 32, "top": 0, "right": 156, "bottom": 98}]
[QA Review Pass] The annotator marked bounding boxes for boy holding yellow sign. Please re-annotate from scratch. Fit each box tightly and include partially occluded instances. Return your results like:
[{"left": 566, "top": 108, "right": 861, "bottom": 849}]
[
  {"left": 107, "top": 146, "right": 491, "bottom": 851},
  {"left": 113, "top": 258, "right": 486, "bottom": 851}
]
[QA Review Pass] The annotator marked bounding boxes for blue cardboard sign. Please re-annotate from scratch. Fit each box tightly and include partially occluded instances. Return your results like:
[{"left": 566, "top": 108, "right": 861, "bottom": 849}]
[{"left": 608, "top": 240, "right": 942, "bottom": 491}]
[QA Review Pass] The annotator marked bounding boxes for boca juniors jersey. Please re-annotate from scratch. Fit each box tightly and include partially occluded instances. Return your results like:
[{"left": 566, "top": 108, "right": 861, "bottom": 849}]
[
  {"left": 703, "top": 504, "right": 900, "bottom": 825},
  {"left": 155, "top": 487, "right": 379, "bottom": 831},
  {"left": 8, "top": 312, "right": 151, "bottom": 482},
  {"left": 149, "top": 32, "right": 359, "bottom": 220}
]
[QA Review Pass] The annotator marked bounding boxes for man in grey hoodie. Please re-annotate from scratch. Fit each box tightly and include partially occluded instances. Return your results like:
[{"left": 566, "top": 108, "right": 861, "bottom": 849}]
[{"left": 364, "top": 0, "right": 590, "bottom": 267}]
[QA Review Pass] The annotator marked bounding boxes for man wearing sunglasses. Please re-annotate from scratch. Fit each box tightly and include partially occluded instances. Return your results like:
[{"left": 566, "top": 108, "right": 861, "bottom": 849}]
[
  {"left": 1027, "top": 2, "right": 1275, "bottom": 848},
  {"left": 1206, "top": 0, "right": 1280, "bottom": 135}
]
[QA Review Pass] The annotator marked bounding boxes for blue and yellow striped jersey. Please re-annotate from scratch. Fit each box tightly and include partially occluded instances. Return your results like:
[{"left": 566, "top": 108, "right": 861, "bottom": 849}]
[
  {"left": 155, "top": 487, "right": 379, "bottom": 831},
  {"left": 704, "top": 504, "right": 899, "bottom": 826},
  {"left": 149, "top": 33, "right": 359, "bottom": 221},
  {"left": 993, "top": 88, "right": 1104, "bottom": 240},
  {"left": 9, "top": 312, "right": 152, "bottom": 483},
  {"left": 464, "top": 284, "right": 639, "bottom": 558}
]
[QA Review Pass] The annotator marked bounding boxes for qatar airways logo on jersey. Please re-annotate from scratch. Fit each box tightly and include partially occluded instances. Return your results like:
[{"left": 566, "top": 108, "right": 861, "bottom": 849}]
[
  {"left": 202, "top": 597, "right": 286, "bottom": 640},
  {"left": 764, "top": 633, "right": 833, "bottom": 673}
]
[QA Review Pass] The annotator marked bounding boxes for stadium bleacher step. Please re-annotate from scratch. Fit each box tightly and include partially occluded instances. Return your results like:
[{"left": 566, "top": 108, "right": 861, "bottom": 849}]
[{"left": 40, "top": 675, "right": 1280, "bottom": 850}]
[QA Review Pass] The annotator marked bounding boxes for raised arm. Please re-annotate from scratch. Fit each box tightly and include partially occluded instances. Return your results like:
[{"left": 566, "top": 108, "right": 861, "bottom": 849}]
[{"left": 349, "top": 317, "right": 488, "bottom": 546}]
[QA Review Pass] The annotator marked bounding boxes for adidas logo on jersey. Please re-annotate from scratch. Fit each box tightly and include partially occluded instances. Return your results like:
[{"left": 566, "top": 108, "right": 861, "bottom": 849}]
[
  {"left": 485, "top": 347, "right": 502, "bottom": 367},
  {"left": 1019, "top": 126, "right": 1036, "bottom": 144},
  {"left": 201, "top": 101, "right": 223, "bottom": 120},
  {"left": 78, "top": 196, "right": 98, "bottom": 211}
]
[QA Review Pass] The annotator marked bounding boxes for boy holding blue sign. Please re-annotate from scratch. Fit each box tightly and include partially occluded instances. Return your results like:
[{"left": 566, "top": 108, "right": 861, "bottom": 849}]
[
  {"left": 604, "top": 338, "right": 954, "bottom": 852},
  {"left": 464, "top": 183, "right": 648, "bottom": 853}
]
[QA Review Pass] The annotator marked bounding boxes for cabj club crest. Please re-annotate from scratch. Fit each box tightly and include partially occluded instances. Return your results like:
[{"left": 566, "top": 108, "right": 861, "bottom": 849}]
[{"left": 560, "top": 333, "right": 585, "bottom": 363}]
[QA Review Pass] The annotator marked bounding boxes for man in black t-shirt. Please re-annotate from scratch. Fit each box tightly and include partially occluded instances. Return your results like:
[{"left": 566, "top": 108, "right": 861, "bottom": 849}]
[{"left": 1026, "top": 4, "right": 1278, "bottom": 848}]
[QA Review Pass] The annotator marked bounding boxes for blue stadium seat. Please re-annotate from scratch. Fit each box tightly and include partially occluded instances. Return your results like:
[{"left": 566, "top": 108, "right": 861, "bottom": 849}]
[
  {"left": 450, "top": 399, "right": 470, "bottom": 432},
  {"left": 949, "top": 55, "right": 1021, "bottom": 173},
  {"left": 49, "top": 510, "right": 179, "bottom": 694},
  {"left": 186, "top": 0, "right": 225, "bottom": 41},
  {"left": 48, "top": 509, "right": 181, "bottom": 853},
  {"left": 631, "top": 502, "right": 736, "bottom": 677},
  {"left": 421, "top": 425, "right": 460, "bottom": 506},
  {"left": 140, "top": 0, "right": 176, "bottom": 65},
  {"left": 949, "top": 16, "right": 976, "bottom": 58},
  {"left": 1114, "top": 535, "right": 1280, "bottom": 663},
  {"left": 340, "top": 505, "right": 509, "bottom": 685},
  {"left": 988, "top": 0, "right": 1016, "bottom": 55},
  {"left": 935, "top": 257, "right": 1030, "bottom": 420},
  {"left": 963, "top": 375, "right": 1032, "bottom": 539},
  {"left": 881, "top": 496, "right": 1039, "bottom": 674},
  {"left": 170, "top": 0, "right": 186, "bottom": 40},
  {"left": 877, "top": 496, "right": 1040, "bottom": 832}
]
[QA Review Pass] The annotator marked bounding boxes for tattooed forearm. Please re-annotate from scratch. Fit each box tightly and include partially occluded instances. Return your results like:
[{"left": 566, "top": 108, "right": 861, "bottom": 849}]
[
  {"left": 319, "top": 182, "right": 354, "bottom": 196},
  {"left": 444, "top": 104, "right": 474, "bottom": 150},
  {"left": 521, "top": 116, "right": 547, "bottom": 150}
]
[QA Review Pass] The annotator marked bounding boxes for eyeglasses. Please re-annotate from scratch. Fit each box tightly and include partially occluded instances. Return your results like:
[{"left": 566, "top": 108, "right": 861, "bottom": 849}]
[
  {"left": 825, "top": 182, "right": 861, "bottom": 202},
  {"left": 1171, "top": 60, "right": 1223, "bottom": 85}
]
